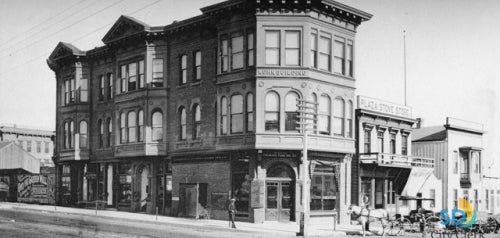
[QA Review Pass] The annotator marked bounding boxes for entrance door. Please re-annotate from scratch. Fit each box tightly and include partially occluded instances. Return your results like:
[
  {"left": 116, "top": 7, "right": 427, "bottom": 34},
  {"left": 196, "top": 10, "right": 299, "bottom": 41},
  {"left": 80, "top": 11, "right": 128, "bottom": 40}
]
[{"left": 266, "top": 181, "right": 293, "bottom": 222}]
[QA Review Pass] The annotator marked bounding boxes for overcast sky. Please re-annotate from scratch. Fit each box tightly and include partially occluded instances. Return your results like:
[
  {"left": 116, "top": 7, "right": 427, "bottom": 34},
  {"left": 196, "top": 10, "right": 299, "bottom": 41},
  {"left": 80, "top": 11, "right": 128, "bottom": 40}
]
[{"left": 0, "top": 0, "right": 498, "bottom": 171}]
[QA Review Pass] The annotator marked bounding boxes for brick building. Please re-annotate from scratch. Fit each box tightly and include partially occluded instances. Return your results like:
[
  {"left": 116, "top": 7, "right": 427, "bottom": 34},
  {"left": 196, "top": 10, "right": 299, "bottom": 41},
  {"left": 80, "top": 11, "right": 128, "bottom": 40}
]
[{"left": 47, "top": 0, "right": 371, "bottom": 223}]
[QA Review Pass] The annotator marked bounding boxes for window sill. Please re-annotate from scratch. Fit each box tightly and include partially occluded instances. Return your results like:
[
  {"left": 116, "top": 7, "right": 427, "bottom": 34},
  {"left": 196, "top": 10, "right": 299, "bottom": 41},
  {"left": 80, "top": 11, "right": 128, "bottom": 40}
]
[
  {"left": 190, "top": 81, "right": 201, "bottom": 87},
  {"left": 117, "top": 88, "right": 146, "bottom": 96},
  {"left": 216, "top": 67, "right": 254, "bottom": 76},
  {"left": 176, "top": 84, "right": 189, "bottom": 89}
]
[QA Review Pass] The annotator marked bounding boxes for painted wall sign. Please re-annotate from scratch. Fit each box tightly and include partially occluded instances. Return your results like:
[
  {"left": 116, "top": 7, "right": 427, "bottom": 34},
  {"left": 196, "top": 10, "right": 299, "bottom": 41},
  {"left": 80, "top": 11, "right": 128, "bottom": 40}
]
[
  {"left": 358, "top": 95, "right": 413, "bottom": 119},
  {"left": 257, "top": 68, "right": 307, "bottom": 77},
  {"left": 17, "top": 174, "right": 55, "bottom": 204}
]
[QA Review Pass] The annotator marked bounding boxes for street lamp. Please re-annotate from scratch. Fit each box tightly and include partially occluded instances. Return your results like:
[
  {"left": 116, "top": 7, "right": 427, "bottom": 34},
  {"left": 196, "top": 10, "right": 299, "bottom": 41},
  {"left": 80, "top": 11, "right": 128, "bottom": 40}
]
[{"left": 296, "top": 98, "right": 318, "bottom": 237}]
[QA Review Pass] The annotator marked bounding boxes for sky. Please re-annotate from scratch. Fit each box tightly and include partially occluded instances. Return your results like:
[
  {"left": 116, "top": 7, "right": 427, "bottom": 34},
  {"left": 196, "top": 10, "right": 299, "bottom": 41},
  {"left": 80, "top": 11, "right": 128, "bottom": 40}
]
[{"left": 0, "top": 0, "right": 498, "bottom": 171}]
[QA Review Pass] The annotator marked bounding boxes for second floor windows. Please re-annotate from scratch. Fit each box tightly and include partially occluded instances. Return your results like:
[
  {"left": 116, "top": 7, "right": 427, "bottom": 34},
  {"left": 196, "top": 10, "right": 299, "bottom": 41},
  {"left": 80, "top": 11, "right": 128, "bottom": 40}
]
[
  {"left": 265, "top": 92, "right": 280, "bottom": 132},
  {"left": 120, "top": 60, "right": 144, "bottom": 93},
  {"left": 194, "top": 51, "right": 201, "bottom": 81},
  {"left": 62, "top": 78, "right": 87, "bottom": 105},
  {"left": 63, "top": 121, "right": 74, "bottom": 149},
  {"left": 179, "top": 107, "right": 187, "bottom": 140},
  {"left": 285, "top": 92, "right": 299, "bottom": 131},
  {"left": 318, "top": 95, "right": 331, "bottom": 135},
  {"left": 152, "top": 58, "right": 164, "bottom": 87},
  {"left": 193, "top": 105, "right": 201, "bottom": 139},
  {"left": 99, "top": 76, "right": 105, "bottom": 101},
  {"left": 220, "top": 93, "right": 254, "bottom": 135},
  {"left": 285, "top": 31, "right": 300, "bottom": 66},
  {"left": 230, "top": 95, "right": 243, "bottom": 133},
  {"left": 265, "top": 31, "right": 280, "bottom": 65},
  {"left": 80, "top": 79, "right": 88, "bottom": 102},
  {"left": 152, "top": 111, "right": 163, "bottom": 141},
  {"left": 120, "top": 109, "right": 161, "bottom": 144},
  {"left": 401, "top": 134, "right": 408, "bottom": 155},
  {"left": 79, "top": 120, "right": 88, "bottom": 148},
  {"left": 364, "top": 128, "right": 371, "bottom": 153}
]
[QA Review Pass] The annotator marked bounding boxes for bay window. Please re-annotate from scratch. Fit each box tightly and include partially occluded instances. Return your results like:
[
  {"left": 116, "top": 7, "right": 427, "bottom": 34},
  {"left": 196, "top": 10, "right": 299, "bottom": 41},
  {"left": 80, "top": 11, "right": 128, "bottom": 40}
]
[
  {"left": 319, "top": 36, "right": 331, "bottom": 71},
  {"left": 79, "top": 120, "right": 88, "bottom": 148},
  {"left": 194, "top": 51, "right": 201, "bottom": 81},
  {"left": 230, "top": 95, "right": 243, "bottom": 133},
  {"left": 128, "top": 62, "right": 137, "bottom": 91},
  {"left": 220, "top": 97, "right": 228, "bottom": 135},
  {"left": 106, "top": 118, "right": 112, "bottom": 147},
  {"left": 193, "top": 105, "right": 201, "bottom": 139},
  {"left": 285, "top": 31, "right": 300, "bottom": 66},
  {"left": 334, "top": 39, "right": 345, "bottom": 74},
  {"left": 220, "top": 35, "right": 229, "bottom": 72},
  {"left": 127, "top": 111, "right": 136, "bottom": 143},
  {"left": 99, "top": 76, "right": 105, "bottom": 101},
  {"left": 265, "top": 31, "right": 280, "bottom": 65},
  {"left": 107, "top": 73, "right": 113, "bottom": 99},
  {"left": 138, "top": 110, "right": 144, "bottom": 142},
  {"left": 247, "top": 31, "right": 254, "bottom": 67},
  {"left": 152, "top": 58, "right": 164, "bottom": 87},
  {"left": 180, "top": 54, "right": 187, "bottom": 84},
  {"left": 120, "top": 113, "right": 126, "bottom": 143},
  {"left": 80, "top": 78, "right": 88, "bottom": 102},
  {"left": 346, "top": 101, "right": 353, "bottom": 138},
  {"left": 179, "top": 107, "right": 186, "bottom": 140},
  {"left": 231, "top": 34, "right": 244, "bottom": 70},
  {"left": 311, "top": 32, "right": 318, "bottom": 68},
  {"left": 152, "top": 111, "right": 163, "bottom": 141},
  {"left": 98, "top": 119, "right": 103, "bottom": 148}
]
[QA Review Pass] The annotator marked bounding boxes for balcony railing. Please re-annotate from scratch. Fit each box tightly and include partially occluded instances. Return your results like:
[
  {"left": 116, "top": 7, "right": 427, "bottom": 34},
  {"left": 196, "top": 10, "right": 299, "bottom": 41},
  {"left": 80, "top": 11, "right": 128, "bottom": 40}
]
[{"left": 359, "top": 153, "right": 434, "bottom": 168}]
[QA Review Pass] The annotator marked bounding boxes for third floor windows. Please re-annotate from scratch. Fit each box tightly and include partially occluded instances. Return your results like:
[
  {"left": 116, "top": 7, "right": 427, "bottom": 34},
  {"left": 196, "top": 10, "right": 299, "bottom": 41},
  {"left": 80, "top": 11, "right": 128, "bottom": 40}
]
[{"left": 219, "top": 30, "right": 255, "bottom": 74}]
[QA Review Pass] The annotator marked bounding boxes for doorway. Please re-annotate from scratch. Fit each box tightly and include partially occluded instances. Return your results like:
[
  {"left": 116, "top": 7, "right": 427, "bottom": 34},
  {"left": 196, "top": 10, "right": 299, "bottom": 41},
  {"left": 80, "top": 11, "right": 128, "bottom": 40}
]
[{"left": 265, "top": 163, "right": 295, "bottom": 222}]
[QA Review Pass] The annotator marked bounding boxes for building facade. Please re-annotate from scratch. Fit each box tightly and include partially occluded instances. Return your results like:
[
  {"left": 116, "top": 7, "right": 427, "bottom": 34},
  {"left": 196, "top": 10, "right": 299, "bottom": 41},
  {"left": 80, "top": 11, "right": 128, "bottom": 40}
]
[
  {"left": 413, "top": 117, "right": 491, "bottom": 214},
  {"left": 47, "top": 0, "right": 372, "bottom": 223},
  {"left": 352, "top": 96, "right": 438, "bottom": 216},
  {"left": 0, "top": 125, "right": 55, "bottom": 167}
]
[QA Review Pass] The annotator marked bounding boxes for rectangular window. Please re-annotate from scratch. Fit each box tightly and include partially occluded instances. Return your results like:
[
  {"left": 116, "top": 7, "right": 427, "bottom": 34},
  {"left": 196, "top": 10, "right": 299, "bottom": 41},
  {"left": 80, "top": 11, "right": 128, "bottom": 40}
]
[
  {"left": 453, "top": 151, "right": 458, "bottom": 174},
  {"left": 65, "top": 81, "right": 70, "bottom": 104},
  {"left": 152, "top": 58, "right": 164, "bottom": 87},
  {"left": 265, "top": 31, "right": 280, "bottom": 65},
  {"left": 486, "top": 189, "right": 489, "bottom": 210},
  {"left": 318, "top": 36, "right": 331, "bottom": 71},
  {"left": 285, "top": 31, "right": 300, "bottom": 66},
  {"left": 231, "top": 34, "right": 244, "bottom": 70},
  {"left": 107, "top": 73, "right": 113, "bottom": 99},
  {"left": 70, "top": 79, "right": 75, "bottom": 103},
  {"left": 390, "top": 133, "right": 396, "bottom": 154},
  {"left": 61, "top": 84, "right": 66, "bottom": 106},
  {"left": 472, "top": 151, "right": 480, "bottom": 174},
  {"left": 346, "top": 41, "right": 353, "bottom": 77},
  {"left": 80, "top": 78, "right": 88, "bottom": 102},
  {"left": 180, "top": 54, "right": 187, "bottom": 84},
  {"left": 27, "top": 141, "right": 32, "bottom": 152},
  {"left": 194, "top": 51, "right": 201, "bottom": 81},
  {"left": 333, "top": 98, "right": 343, "bottom": 136},
  {"left": 247, "top": 32, "right": 254, "bottom": 67},
  {"left": 36, "top": 141, "right": 41, "bottom": 153},
  {"left": 221, "top": 97, "right": 228, "bottom": 135},
  {"left": 334, "top": 39, "right": 345, "bottom": 74},
  {"left": 120, "top": 114, "right": 126, "bottom": 143},
  {"left": 474, "top": 189, "right": 478, "bottom": 210},
  {"left": 99, "top": 75, "right": 105, "bottom": 101},
  {"left": 430, "top": 189, "right": 436, "bottom": 208},
  {"left": 44, "top": 141, "right": 49, "bottom": 153},
  {"left": 19, "top": 140, "right": 24, "bottom": 149},
  {"left": 377, "top": 131, "right": 384, "bottom": 153},
  {"left": 220, "top": 35, "right": 229, "bottom": 73},
  {"left": 246, "top": 94, "right": 254, "bottom": 132},
  {"left": 128, "top": 62, "right": 137, "bottom": 91},
  {"left": 311, "top": 32, "right": 318, "bottom": 68},
  {"left": 364, "top": 129, "right": 371, "bottom": 153},
  {"left": 121, "top": 65, "right": 127, "bottom": 93},
  {"left": 453, "top": 189, "right": 458, "bottom": 208},
  {"left": 138, "top": 60, "right": 144, "bottom": 89},
  {"left": 401, "top": 134, "right": 408, "bottom": 155}
]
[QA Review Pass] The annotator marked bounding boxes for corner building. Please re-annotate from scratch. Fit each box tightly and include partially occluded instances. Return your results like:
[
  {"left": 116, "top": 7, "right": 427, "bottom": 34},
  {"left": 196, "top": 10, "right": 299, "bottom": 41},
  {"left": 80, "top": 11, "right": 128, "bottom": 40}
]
[{"left": 47, "top": 0, "right": 371, "bottom": 224}]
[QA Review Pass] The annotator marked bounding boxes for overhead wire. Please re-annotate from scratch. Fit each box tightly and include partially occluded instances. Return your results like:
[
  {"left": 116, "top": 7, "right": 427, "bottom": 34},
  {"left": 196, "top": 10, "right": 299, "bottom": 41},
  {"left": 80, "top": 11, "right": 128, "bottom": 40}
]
[
  {"left": 0, "top": 0, "right": 164, "bottom": 77},
  {"left": 0, "top": 0, "right": 125, "bottom": 57},
  {"left": 0, "top": 0, "right": 87, "bottom": 46}
]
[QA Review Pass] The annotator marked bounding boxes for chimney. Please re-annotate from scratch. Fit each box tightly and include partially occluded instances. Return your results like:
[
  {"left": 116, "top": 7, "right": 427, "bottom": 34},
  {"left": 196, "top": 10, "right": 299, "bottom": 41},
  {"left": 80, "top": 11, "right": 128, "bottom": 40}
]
[{"left": 415, "top": 118, "right": 423, "bottom": 129}]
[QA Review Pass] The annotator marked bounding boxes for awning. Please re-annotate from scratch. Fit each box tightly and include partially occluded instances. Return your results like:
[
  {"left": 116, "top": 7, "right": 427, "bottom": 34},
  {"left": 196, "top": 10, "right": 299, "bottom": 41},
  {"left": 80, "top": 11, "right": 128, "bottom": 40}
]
[{"left": 400, "top": 167, "right": 434, "bottom": 197}]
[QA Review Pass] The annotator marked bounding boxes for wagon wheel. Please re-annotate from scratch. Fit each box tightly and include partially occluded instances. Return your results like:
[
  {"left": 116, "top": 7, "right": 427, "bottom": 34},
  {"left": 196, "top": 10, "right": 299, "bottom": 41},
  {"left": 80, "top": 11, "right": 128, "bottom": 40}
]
[
  {"left": 474, "top": 218, "right": 486, "bottom": 233},
  {"left": 487, "top": 217, "right": 498, "bottom": 233},
  {"left": 385, "top": 218, "right": 403, "bottom": 236},
  {"left": 399, "top": 217, "right": 414, "bottom": 233}
]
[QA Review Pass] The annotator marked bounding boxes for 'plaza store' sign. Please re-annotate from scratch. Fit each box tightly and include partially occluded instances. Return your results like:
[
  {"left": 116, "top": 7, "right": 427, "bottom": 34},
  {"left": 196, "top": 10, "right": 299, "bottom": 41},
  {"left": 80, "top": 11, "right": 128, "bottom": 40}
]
[{"left": 358, "top": 96, "right": 412, "bottom": 119}]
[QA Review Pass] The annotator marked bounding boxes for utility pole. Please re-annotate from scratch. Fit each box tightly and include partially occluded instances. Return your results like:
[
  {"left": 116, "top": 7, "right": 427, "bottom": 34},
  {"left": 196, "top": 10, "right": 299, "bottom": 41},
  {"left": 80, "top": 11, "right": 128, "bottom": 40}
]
[
  {"left": 403, "top": 30, "right": 407, "bottom": 106},
  {"left": 296, "top": 98, "right": 318, "bottom": 237}
]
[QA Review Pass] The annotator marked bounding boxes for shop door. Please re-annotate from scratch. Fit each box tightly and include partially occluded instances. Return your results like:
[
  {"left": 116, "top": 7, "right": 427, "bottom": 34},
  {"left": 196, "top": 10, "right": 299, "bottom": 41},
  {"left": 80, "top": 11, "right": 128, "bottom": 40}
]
[{"left": 266, "top": 181, "right": 293, "bottom": 222}]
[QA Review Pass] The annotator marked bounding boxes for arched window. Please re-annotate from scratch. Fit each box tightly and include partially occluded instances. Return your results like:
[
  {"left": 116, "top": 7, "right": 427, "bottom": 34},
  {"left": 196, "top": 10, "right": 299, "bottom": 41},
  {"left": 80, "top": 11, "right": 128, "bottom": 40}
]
[
  {"left": 230, "top": 94, "right": 243, "bottom": 133},
  {"left": 79, "top": 121, "right": 88, "bottom": 148},
  {"left": 98, "top": 119, "right": 103, "bottom": 147},
  {"left": 265, "top": 92, "right": 280, "bottom": 132},
  {"left": 246, "top": 93, "right": 254, "bottom": 132},
  {"left": 106, "top": 118, "right": 112, "bottom": 147},
  {"left": 69, "top": 121, "right": 74, "bottom": 148},
  {"left": 179, "top": 108, "right": 186, "bottom": 140},
  {"left": 347, "top": 100, "right": 353, "bottom": 138},
  {"left": 128, "top": 111, "right": 136, "bottom": 143},
  {"left": 138, "top": 110, "right": 144, "bottom": 142},
  {"left": 193, "top": 105, "right": 201, "bottom": 139},
  {"left": 120, "top": 113, "right": 126, "bottom": 143},
  {"left": 333, "top": 97, "right": 345, "bottom": 136},
  {"left": 318, "top": 95, "right": 331, "bottom": 135},
  {"left": 220, "top": 97, "right": 228, "bottom": 135},
  {"left": 285, "top": 92, "right": 299, "bottom": 131},
  {"left": 152, "top": 111, "right": 163, "bottom": 141}
]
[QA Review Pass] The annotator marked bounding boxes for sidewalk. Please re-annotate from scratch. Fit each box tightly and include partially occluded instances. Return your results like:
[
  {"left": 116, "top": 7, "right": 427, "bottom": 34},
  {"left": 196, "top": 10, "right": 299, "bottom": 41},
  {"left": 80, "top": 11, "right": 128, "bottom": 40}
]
[{"left": 0, "top": 202, "right": 368, "bottom": 237}]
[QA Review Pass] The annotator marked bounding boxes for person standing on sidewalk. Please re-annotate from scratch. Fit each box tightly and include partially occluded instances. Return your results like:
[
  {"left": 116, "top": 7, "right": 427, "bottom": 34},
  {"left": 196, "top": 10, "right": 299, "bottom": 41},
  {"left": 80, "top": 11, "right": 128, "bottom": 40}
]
[{"left": 228, "top": 198, "right": 237, "bottom": 229}]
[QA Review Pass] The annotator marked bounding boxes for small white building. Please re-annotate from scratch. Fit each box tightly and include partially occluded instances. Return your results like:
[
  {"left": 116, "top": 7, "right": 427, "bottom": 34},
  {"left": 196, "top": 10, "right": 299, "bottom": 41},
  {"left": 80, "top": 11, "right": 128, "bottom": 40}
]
[{"left": 413, "top": 117, "right": 491, "bottom": 214}]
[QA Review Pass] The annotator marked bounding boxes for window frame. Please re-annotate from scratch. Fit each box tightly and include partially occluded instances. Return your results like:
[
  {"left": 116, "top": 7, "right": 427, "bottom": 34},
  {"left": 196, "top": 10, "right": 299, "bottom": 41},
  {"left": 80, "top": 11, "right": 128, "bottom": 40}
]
[
  {"left": 79, "top": 120, "right": 88, "bottom": 149},
  {"left": 246, "top": 93, "right": 254, "bottom": 132},
  {"left": 364, "top": 128, "right": 371, "bottom": 153},
  {"left": 152, "top": 110, "right": 163, "bottom": 142},
  {"left": 318, "top": 95, "right": 331, "bottom": 135},
  {"left": 230, "top": 94, "right": 244, "bottom": 134},
  {"left": 106, "top": 118, "right": 112, "bottom": 147},
  {"left": 265, "top": 30, "right": 280, "bottom": 66},
  {"left": 119, "top": 59, "right": 144, "bottom": 93},
  {"left": 152, "top": 58, "right": 164, "bottom": 87},
  {"left": 179, "top": 107, "right": 187, "bottom": 140},
  {"left": 193, "top": 51, "right": 201, "bottom": 81},
  {"left": 284, "top": 91, "right": 300, "bottom": 132},
  {"left": 230, "top": 33, "right": 244, "bottom": 70},
  {"left": 180, "top": 54, "right": 187, "bottom": 85},
  {"left": 333, "top": 97, "right": 345, "bottom": 136},
  {"left": 264, "top": 91, "right": 280, "bottom": 132},
  {"left": 220, "top": 97, "right": 228, "bottom": 135},
  {"left": 99, "top": 75, "right": 105, "bottom": 101},
  {"left": 107, "top": 73, "right": 113, "bottom": 99},
  {"left": 284, "top": 30, "right": 301, "bottom": 66},
  {"left": 98, "top": 119, "right": 103, "bottom": 148},
  {"left": 138, "top": 110, "right": 144, "bottom": 142},
  {"left": 127, "top": 111, "right": 137, "bottom": 143},
  {"left": 193, "top": 104, "right": 201, "bottom": 139}
]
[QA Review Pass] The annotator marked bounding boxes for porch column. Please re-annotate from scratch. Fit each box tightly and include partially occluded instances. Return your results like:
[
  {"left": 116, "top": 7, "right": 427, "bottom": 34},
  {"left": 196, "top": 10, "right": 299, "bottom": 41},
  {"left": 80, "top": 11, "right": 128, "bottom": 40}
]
[
  {"left": 384, "top": 179, "right": 388, "bottom": 208},
  {"left": 370, "top": 178, "right": 375, "bottom": 208}
]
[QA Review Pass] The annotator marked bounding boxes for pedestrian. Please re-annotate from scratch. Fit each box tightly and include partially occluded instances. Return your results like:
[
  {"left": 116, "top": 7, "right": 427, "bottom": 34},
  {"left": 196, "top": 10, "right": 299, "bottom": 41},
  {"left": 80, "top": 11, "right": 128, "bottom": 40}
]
[
  {"left": 228, "top": 198, "right": 237, "bottom": 229},
  {"left": 416, "top": 206, "right": 426, "bottom": 237},
  {"left": 362, "top": 195, "right": 370, "bottom": 231}
]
